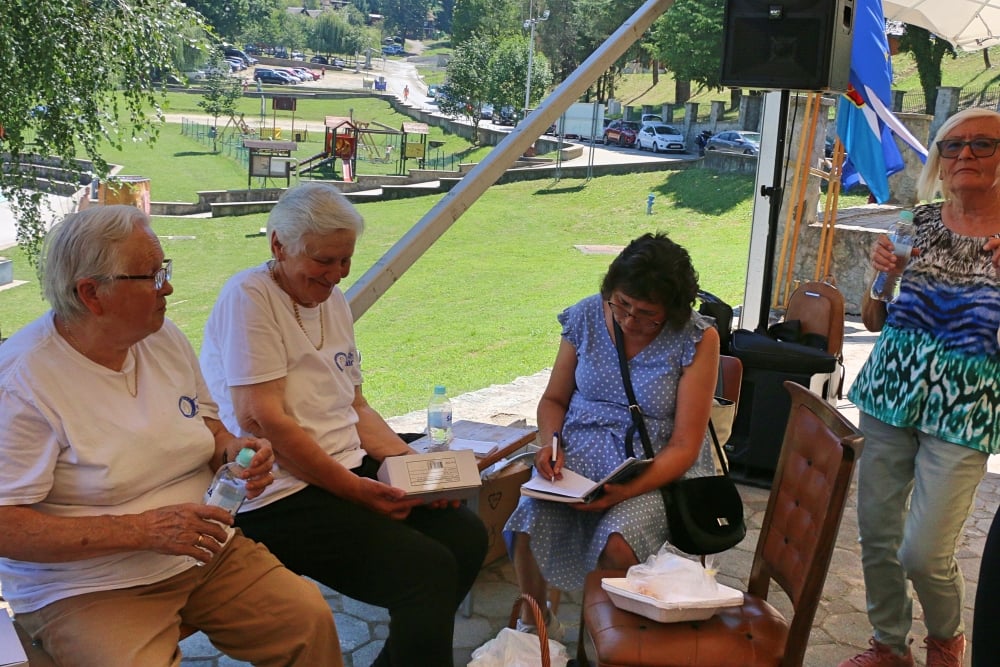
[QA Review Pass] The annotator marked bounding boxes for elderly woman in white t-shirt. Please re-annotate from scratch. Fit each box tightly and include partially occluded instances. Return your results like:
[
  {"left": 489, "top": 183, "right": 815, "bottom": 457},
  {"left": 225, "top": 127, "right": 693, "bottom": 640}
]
[
  {"left": 200, "top": 181, "right": 487, "bottom": 667},
  {"left": 0, "top": 205, "right": 341, "bottom": 667}
]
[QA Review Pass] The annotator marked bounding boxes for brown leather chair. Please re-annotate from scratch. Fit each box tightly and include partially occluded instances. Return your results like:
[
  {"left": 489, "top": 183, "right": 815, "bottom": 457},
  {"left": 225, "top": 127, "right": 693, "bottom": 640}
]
[{"left": 578, "top": 381, "right": 863, "bottom": 667}]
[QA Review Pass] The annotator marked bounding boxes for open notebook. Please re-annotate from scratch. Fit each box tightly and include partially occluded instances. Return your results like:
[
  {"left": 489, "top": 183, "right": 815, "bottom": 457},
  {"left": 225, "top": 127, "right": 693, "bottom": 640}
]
[{"left": 520, "top": 457, "right": 651, "bottom": 503}]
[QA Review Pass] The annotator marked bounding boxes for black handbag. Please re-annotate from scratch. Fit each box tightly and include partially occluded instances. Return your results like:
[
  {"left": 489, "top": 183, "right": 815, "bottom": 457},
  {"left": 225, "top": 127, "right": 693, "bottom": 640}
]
[{"left": 613, "top": 319, "right": 747, "bottom": 556}]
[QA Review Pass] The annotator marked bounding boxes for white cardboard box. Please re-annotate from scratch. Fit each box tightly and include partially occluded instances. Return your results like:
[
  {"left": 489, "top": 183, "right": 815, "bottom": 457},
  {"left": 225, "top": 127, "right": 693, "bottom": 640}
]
[
  {"left": 0, "top": 613, "right": 28, "bottom": 667},
  {"left": 377, "top": 449, "right": 482, "bottom": 501}
]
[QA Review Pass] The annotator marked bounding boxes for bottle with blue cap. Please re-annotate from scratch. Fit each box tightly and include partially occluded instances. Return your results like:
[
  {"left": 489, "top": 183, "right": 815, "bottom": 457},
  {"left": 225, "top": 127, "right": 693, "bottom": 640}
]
[
  {"left": 204, "top": 447, "right": 256, "bottom": 514},
  {"left": 871, "top": 209, "right": 915, "bottom": 302},
  {"left": 427, "top": 385, "right": 453, "bottom": 452}
]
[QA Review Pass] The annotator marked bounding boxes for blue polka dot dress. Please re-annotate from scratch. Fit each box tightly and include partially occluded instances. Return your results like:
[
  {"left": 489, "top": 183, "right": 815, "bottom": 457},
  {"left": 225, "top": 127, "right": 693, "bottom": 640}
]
[{"left": 504, "top": 294, "right": 713, "bottom": 591}]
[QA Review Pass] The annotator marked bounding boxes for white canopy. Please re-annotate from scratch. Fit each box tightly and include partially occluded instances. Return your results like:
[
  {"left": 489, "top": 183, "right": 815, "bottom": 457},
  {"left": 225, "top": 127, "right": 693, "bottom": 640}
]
[{"left": 884, "top": 0, "right": 1000, "bottom": 51}]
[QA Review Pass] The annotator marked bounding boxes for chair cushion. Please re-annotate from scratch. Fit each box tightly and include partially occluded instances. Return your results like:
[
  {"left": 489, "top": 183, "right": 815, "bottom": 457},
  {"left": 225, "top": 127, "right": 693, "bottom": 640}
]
[{"left": 582, "top": 570, "right": 789, "bottom": 667}]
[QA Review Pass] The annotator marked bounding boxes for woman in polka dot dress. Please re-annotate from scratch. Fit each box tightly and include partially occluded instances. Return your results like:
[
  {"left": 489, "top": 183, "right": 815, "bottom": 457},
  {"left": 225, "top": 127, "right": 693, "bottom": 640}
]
[{"left": 504, "top": 233, "right": 720, "bottom": 633}]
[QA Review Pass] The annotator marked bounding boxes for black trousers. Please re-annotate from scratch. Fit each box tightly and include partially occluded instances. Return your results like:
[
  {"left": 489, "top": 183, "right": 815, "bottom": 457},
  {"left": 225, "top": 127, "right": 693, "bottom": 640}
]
[
  {"left": 236, "top": 457, "right": 488, "bottom": 667},
  {"left": 973, "top": 507, "right": 1000, "bottom": 666}
]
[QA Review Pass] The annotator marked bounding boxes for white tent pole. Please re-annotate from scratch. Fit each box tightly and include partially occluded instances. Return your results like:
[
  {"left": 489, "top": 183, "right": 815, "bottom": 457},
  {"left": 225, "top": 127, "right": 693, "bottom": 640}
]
[{"left": 347, "top": 0, "right": 675, "bottom": 320}]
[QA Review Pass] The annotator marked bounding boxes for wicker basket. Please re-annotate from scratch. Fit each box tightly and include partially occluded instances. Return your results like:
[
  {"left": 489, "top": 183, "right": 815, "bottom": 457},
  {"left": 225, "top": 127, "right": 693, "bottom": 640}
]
[{"left": 506, "top": 593, "right": 551, "bottom": 667}]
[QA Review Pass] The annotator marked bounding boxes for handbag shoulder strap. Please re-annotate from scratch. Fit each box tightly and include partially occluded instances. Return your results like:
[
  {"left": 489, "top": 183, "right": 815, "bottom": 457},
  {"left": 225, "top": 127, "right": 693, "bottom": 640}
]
[{"left": 612, "top": 318, "right": 731, "bottom": 476}]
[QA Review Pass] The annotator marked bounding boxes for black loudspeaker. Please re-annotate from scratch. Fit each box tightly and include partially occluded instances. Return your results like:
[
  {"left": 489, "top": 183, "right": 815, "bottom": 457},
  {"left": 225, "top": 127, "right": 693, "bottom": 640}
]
[{"left": 721, "top": 0, "right": 855, "bottom": 92}]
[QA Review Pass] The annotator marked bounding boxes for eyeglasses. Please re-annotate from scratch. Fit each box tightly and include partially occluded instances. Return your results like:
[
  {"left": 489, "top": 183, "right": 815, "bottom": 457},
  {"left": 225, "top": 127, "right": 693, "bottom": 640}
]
[
  {"left": 112, "top": 258, "right": 172, "bottom": 290},
  {"left": 936, "top": 138, "right": 1000, "bottom": 159},
  {"left": 607, "top": 300, "right": 663, "bottom": 329}
]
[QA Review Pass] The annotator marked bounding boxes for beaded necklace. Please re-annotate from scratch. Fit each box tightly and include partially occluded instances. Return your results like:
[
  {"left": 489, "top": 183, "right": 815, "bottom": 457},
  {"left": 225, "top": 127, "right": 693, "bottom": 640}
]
[{"left": 268, "top": 260, "right": 325, "bottom": 350}]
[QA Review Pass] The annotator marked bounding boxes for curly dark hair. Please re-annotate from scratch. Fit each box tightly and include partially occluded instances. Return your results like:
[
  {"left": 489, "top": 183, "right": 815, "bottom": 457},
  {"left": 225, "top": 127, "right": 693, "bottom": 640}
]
[{"left": 600, "top": 232, "right": 699, "bottom": 330}]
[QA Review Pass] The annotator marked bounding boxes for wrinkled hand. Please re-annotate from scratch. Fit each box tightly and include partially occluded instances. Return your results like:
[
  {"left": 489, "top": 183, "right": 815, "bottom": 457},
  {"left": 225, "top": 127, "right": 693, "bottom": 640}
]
[
  {"left": 354, "top": 476, "right": 424, "bottom": 520},
  {"left": 575, "top": 483, "right": 632, "bottom": 512},
  {"left": 871, "top": 234, "right": 919, "bottom": 273},
  {"left": 140, "top": 503, "right": 233, "bottom": 564},
  {"left": 235, "top": 437, "right": 276, "bottom": 500}
]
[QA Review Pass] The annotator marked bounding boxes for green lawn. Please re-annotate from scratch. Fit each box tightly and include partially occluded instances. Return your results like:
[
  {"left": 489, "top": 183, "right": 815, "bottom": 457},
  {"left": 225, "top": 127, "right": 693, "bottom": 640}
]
[
  {"left": 0, "top": 169, "right": 774, "bottom": 418},
  {"left": 1, "top": 84, "right": 871, "bottom": 419}
]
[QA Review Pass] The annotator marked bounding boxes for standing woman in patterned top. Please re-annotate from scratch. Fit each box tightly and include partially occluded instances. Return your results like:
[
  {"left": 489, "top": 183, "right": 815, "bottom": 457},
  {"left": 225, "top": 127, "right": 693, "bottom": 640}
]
[{"left": 839, "top": 107, "right": 1000, "bottom": 667}]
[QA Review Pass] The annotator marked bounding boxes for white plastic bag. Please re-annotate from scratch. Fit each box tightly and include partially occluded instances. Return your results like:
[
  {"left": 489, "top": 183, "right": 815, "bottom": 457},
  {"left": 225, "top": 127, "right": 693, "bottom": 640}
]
[
  {"left": 467, "top": 627, "right": 569, "bottom": 667},
  {"left": 619, "top": 547, "right": 720, "bottom": 602}
]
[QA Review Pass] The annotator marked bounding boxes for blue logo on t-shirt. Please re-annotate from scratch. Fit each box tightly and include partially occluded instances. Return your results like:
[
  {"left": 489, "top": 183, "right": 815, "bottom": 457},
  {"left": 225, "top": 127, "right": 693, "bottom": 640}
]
[
  {"left": 334, "top": 350, "right": 356, "bottom": 372},
  {"left": 178, "top": 395, "right": 199, "bottom": 418}
]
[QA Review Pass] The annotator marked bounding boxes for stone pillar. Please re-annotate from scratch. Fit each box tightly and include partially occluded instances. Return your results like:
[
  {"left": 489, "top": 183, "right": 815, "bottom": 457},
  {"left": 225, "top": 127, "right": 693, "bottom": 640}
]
[
  {"left": 626, "top": 106, "right": 640, "bottom": 121},
  {"left": 739, "top": 93, "right": 764, "bottom": 131},
  {"left": 929, "top": 86, "right": 960, "bottom": 142},
  {"left": 642, "top": 104, "right": 654, "bottom": 116},
  {"left": 662, "top": 104, "right": 676, "bottom": 123},
  {"left": 684, "top": 102, "right": 699, "bottom": 143},
  {"left": 887, "top": 113, "right": 933, "bottom": 207},
  {"left": 607, "top": 99, "right": 621, "bottom": 116},
  {"left": 891, "top": 89, "right": 906, "bottom": 113},
  {"left": 710, "top": 100, "right": 726, "bottom": 124}
]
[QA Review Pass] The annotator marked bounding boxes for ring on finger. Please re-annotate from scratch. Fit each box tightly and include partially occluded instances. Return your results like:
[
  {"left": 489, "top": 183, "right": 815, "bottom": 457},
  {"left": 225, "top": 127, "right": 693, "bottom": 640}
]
[{"left": 196, "top": 534, "right": 203, "bottom": 547}]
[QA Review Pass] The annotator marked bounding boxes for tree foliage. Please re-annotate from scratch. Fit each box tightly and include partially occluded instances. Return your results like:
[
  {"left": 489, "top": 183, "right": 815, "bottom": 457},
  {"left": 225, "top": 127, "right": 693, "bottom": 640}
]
[
  {"left": 0, "top": 0, "right": 209, "bottom": 265},
  {"left": 898, "top": 25, "right": 956, "bottom": 114},
  {"left": 646, "top": 0, "right": 724, "bottom": 91},
  {"left": 451, "top": 0, "right": 519, "bottom": 44},
  {"left": 184, "top": 0, "right": 277, "bottom": 41},
  {"left": 197, "top": 55, "right": 244, "bottom": 152}
]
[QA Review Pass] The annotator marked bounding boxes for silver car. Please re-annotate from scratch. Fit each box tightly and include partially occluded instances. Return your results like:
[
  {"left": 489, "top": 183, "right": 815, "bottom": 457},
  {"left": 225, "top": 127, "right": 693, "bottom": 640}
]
[
  {"left": 705, "top": 130, "right": 761, "bottom": 156},
  {"left": 636, "top": 124, "right": 686, "bottom": 153}
]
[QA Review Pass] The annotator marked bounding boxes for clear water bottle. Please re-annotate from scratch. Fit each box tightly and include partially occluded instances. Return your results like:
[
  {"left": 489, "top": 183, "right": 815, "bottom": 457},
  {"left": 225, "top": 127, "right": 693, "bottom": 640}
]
[
  {"left": 427, "top": 385, "right": 453, "bottom": 452},
  {"left": 204, "top": 447, "right": 256, "bottom": 514},
  {"left": 870, "top": 210, "right": 916, "bottom": 302}
]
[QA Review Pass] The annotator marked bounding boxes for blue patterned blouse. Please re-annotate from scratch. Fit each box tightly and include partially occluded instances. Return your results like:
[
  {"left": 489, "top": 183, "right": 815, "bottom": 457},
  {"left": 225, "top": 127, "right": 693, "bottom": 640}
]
[{"left": 848, "top": 203, "right": 1000, "bottom": 453}]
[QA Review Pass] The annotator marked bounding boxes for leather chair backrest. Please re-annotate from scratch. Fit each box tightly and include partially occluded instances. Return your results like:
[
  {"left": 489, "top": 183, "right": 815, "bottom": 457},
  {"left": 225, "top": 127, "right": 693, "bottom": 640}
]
[
  {"left": 784, "top": 281, "right": 845, "bottom": 357},
  {"left": 747, "top": 381, "right": 862, "bottom": 665}
]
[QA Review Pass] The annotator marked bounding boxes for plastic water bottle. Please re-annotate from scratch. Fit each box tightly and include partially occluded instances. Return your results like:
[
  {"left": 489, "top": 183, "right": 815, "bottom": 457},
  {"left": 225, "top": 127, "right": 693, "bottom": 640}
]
[
  {"left": 427, "top": 385, "right": 453, "bottom": 451},
  {"left": 204, "top": 447, "right": 256, "bottom": 514},
  {"left": 870, "top": 210, "right": 915, "bottom": 302}
]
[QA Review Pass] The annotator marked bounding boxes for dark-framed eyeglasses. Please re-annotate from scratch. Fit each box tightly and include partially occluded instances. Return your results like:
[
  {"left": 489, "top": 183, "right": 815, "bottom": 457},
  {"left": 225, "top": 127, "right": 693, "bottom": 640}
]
[
  {"left": 607, "top": 299, "right": 663, "bottom": 329},
  {"left": 112, "top": 258, "right": 172, "bottom": 290},
  {"left": 936, "top": 138, "right": 1000, "bottom": 159}
]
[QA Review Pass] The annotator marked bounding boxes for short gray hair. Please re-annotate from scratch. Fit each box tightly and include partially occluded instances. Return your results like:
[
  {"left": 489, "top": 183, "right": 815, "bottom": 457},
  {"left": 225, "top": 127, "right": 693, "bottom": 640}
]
[
  {"left": 917, "top": 107, "right": 1000, "bottom": 202},
  {"left": 41, "top": 205, "right": 149, "bottom": 320},
  {"left": 266, "top": 182, "right": 364, "bottom": 255}
]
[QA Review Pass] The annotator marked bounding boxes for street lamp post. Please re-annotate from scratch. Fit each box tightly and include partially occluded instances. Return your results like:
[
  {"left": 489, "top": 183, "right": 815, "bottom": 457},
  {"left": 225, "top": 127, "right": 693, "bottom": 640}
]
[{"left": 523, "top": 1, "right": 550, "bottom": 115}]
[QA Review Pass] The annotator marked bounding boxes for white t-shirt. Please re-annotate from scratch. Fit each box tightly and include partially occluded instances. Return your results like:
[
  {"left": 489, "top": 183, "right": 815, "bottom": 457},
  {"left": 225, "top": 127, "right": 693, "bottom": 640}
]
[
  {"left": 0, "top": 315, "right": 219, "bottom": 613},
  {"left": 200, "top": 264, "right": 365, "bottom": 512}
]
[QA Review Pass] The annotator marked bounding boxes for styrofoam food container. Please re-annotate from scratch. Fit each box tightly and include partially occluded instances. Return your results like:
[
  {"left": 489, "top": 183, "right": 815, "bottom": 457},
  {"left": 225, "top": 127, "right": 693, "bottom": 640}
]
[{"left": 600, "top": 577, "right": 744, "bottom": 623}]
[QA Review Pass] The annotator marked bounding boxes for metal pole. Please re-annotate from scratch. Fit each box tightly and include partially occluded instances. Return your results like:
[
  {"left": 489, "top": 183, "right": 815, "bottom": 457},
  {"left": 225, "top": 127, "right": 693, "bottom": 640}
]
[{"left": 524, "top": 0, "right": 535, "bottom": 113}]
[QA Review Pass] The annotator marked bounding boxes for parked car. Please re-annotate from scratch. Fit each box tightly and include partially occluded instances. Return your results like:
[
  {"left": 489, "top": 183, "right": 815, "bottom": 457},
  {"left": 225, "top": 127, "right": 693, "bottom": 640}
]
[
  {"left": 224, "top": 47, "right": 257, "bottom": 67},
  {"left": 603, "top": 120, "right": 640, "bottom": 147},
  {"left": 381, "top": 44, "right": 403, "bottom": 55},
  {"left": 291, "top": 67, "right": 320, "bottom": 81},
  {"left": 274, "top": 47, "right": 289, "bottom": 59},
  {"left": 310, "top": 55, "right": 329, "bottom": 65},
  {"left": 636, "top": 123, "right": 686, "bottom": 153},
  {"left": 253, "top": 68, "right": 297, "bottom": 85},
  {"left": 495, "top": 105, "right": 517, "bottom": 126},
  {"left": 224, "top": 57, "right": 245, "bottom": 71},
  {"left": 705, "top": 130, "right": 762, "bottom": 156},
  {"left": 480, "top": 103, "right": 494, "bottom": 120}
]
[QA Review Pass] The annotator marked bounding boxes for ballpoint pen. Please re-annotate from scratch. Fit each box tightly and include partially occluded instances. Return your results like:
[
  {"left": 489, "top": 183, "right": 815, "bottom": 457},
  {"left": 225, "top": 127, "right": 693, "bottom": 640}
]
[{"left": 550, "top": 432, "right": 559, "bottom": 480}]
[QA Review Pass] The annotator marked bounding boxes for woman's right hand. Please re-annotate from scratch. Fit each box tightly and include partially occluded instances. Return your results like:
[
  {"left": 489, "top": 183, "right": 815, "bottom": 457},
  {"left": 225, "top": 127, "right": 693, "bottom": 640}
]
[
  {"left": 351, "top": 476, "right": 424, "bottom": 520},
  {"left": 140, "top": 503, "right": 233, "bottom": 564},
  {"left": 534, "top": 442, "right": 563, "bottom": 482}
]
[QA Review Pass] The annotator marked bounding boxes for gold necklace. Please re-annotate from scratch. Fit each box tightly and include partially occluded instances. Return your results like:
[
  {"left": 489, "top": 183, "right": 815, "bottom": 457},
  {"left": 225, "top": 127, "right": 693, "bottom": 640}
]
[
  {"left": 268, "top": 260, "right": 325, "bottom": 350},
  {"left": 60, "top": 317, "right": 139, "bottom": 398}
]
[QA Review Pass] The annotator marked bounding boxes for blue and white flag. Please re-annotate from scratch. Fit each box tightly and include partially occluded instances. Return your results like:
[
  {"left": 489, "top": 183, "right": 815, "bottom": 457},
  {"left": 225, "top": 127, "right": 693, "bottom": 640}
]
[{"left": 837, "top": 0, "right": 927, "bottom": 202}]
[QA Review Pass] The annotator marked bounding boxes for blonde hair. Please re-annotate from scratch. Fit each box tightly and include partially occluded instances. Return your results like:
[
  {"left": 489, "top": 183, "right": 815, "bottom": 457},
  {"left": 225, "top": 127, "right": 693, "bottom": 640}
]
[{"left": 917, "top": 107, "right": 1000, "bottom": 201}]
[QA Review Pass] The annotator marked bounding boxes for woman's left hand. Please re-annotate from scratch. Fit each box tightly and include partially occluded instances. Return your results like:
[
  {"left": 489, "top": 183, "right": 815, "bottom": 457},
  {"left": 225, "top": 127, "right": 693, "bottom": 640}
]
[
  {"left": 574, "top": 483, "right": 632, "bottom": 512},
  {"left": 984, "top": 236, "right": 1000, "bottom": 276},
  {"left": 234, "top": 437, "right": 276, "bottom": 499}
]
